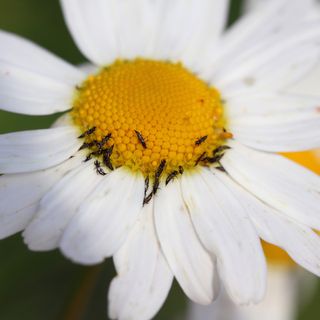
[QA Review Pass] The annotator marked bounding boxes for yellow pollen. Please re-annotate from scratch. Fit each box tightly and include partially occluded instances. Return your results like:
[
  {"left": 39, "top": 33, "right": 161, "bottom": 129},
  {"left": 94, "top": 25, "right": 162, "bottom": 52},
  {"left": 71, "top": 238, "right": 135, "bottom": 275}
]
[{"left": 72, "top": 59, "right": 229, "bottom": 175}]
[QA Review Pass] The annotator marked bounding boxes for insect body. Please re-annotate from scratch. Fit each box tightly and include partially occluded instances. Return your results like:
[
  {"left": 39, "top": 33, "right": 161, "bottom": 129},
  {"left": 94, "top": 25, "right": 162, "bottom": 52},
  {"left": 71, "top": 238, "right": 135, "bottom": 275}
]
[
  {"left": 134, "top": 130, "right": 147, "bottom": 148},
  {"left": 103, "top": 145, "right": 114, "bottom": 171},
  {"left": 144, "top": 176, "right": 149, "bottom": 197},
  {"left": 213, "top": 145, "right": 231, "bottom": 155},
  {"left": 96, "top": 133, "right": 112, "bottom": 150},
  {"left": 143, "top": 192, "right": 153, "bottom": 205},
  {"left": 195, "top": 135, "right": 208, "bottom": 146},
  {"left": 155, "top": 159, "right": 166, "bottom": 179},
  {"left": 78, "top": 127, "right": 96, "bottom": 139},
  {"left": 205, "top": 145, "right": 231, "bottom": 164},
  {"left": 79, "top": 141, "right": 96, "bottom": 151},
  {"left": 215, "top": 165, "right": 226, "bottom": 172},
  {"left": 195, "top": 152, "right": 206, "bottom": 166},
  {"left": 94, "top": 160, "right": 106, "bottom": 176},
  {"left": 165, "top": 170, "right": 179, "bottom": 185}
]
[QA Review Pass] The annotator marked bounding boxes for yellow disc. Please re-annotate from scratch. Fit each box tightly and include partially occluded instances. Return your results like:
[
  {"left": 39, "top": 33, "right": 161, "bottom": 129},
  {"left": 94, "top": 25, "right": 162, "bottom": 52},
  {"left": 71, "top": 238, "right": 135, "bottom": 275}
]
[{"left": 72, "top": 59, "right": 229, "bottom": 175}]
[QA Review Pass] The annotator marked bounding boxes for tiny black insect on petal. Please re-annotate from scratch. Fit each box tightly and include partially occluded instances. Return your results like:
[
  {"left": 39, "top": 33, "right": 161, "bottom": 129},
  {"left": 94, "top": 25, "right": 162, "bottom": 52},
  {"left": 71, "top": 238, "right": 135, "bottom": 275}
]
[
  {"left": 152, "top": 177, "right": 160, "bottom": 195},
  {"left": 155, "top": 159, "right": 166, "bottom": 179},
  {"left": 165, "top": 170, "right": 179, "bottom": 185},
  {"left": 213, "top": 145, "right": 231, "bottom": 155},
  {"left": 143, "top": 192, "right": 153, "bottom": 205},
  {"left": 96, "top": 133, "right": 112, "bottom": 149},
  {"left": 134, "top": 130, "right": 147, "bottom": 148},
  {"left": 94, "top": 160, "right": 106, "bottom": 176},
  {"left": 178, "top": 166, "right": 184, "bottom": 174},
  {"left": 195, "top": 152, "right": 206, "bottom": 166},
  {"left": 103, "top": 145, "right": 114, "bottom": 171},
  {"left": 79, "top": 141, "right": 96, "bottom": 151},
  {"left": 215, "top": 165, "right": 226, "bottom": 172},
  {"left": 204, "top": 153, "right": 224, "bottom": 164},
  {"left": 78, "top": 127, "right": 96, "bottom": 139},
  {"left": 195, "top": 135, "right": 208, "bottom": 146},
  {"left": 84, "top": 154, "right": 92, "bottom": 162},
  {"left": 144, "top": 176, "right": 150, "bottom": 197}
]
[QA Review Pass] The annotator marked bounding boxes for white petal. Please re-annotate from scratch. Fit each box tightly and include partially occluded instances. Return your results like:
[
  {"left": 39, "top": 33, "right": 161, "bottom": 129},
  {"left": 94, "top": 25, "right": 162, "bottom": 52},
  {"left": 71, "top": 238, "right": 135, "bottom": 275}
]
[
  {"left": 61, "top": 0, "right": 229, "bottom": 67},
  {"left": 204, "top": 0, "right": 317, "bottom": 80},
  {"left": 0, "top": 155, "right": 83, "bottom": 239},
  {"left": 151, "top": 0, "right": 229, "bottom": 69},
  {"left": 60, "top": 0, "right": 119, "bottom": 65},
  {"left": 217, "top": 171, "right": 320, "bottom": 276},
  {"left": 217, "top": 40, "right": 320, "bottom": 96},
  {"left": 225, "top": 92, "right": 320, "bottom": 118},
  {"left": 0, "top": 126, "right": 82, "bottom": 174},
  {"left": 236, "top": 266, "right": 299, "bottom": 320},
  {"left": 154, "top": 179, "right": 218, "bottom": 305},
  {"left": 108, "top": 200, "right": 173, "bottom": 320},
  {"left": 0, "top": 30, "right": 84, "bottom": 115},
  {"left": 187, "top": 266, "right": 300, "bottom": 320},
  {"left": 221, "top": 141, "right": 320, "bottom": 229},
  {"left": 23, "top": 160, "right": 105, "bottom": 251},
  {"left": 60, "top": 168, "right": 144, "bottom": 265},
  {"left": 229, "top": 109, "right": 320, "bottom": 152},
  {"left": 181, "top": 169, "right": 266, "bottom": 305}
]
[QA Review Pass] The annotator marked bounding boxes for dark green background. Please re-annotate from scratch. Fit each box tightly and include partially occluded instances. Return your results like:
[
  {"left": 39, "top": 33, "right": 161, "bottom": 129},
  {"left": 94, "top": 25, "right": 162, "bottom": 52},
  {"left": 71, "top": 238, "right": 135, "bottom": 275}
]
[{"left": 0, "top": 0, "right": 319, "bottom": 319}]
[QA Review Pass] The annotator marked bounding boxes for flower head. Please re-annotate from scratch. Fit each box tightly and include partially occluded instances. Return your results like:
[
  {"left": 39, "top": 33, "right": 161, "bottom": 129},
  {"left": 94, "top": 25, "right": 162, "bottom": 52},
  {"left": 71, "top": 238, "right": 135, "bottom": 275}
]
[{"left": 0, "top": 0, "right": 320, "bottom": 319}]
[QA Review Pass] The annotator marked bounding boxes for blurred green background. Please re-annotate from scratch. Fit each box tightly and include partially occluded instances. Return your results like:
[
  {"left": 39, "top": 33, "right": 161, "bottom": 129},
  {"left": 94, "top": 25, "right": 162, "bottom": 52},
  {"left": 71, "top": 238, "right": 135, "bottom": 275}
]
[{"left": 0, "top": 0, "right": 319, "bottom": 319}]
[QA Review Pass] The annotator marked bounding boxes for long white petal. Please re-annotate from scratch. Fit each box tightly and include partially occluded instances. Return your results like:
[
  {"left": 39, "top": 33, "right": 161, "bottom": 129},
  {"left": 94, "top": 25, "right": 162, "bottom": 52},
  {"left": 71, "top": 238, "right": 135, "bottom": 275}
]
[
  {"left": 151, "top": 0, "right": 229, "bottom": 70},
  {"left": 23, "top": 160, "right": 104, "bottom": 251},
  {"left": 60, "top": 168, "right": 144, "bottom": 265},
  {"left": 0, "top": 126, "right": 82, "bottom": 174},
  {"left": 221, "top": 141, "right": 320, "bottom": 229},
  {"left": 181, "top": 169, "right": 266, "bottom": 305},
  {"left": 225, "top": 93, "right": 320, "bottom": 118},
  {"left": 187, "top": 266, "right": 299, "bottom": 320},
  {"left": 154, "top": 179, "right": 218, "bottom": 305},
  {"left": 0, "top": 155, "right": 83, "bottom": 239},
  {"left": 0, "top": 30, "right": 84, "bottom": 115},
  {"left": 204, "top": 0, "right": 317, "bottom": 80},
  {"left": 214, "top": 171, "right": 320, "bottom": 276},
  {"left": 229, "top": 109, "right": 320, "bottom": 152},
  {"left": 60, "top": 0, "right": 119, "bottom": 65},
  {"left": 60, "top": 0, "right": 229, "bottom": 68},
  {"left": 108, "top": 200, "right": 173, "bottom": 320}
]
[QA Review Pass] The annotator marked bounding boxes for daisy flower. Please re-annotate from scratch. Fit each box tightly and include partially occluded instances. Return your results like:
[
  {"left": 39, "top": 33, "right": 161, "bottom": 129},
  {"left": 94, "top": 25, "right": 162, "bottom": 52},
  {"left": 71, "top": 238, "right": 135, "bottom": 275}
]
[{"left": 1, "top": 0, "right": 320, "bottom": 319}]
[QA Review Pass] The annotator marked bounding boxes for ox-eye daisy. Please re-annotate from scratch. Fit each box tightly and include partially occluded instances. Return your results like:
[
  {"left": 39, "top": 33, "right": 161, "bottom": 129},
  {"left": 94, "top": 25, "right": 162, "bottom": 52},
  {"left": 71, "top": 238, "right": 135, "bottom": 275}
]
[{"left": 1, "top": 0, "right": 320, "bottom": 319}]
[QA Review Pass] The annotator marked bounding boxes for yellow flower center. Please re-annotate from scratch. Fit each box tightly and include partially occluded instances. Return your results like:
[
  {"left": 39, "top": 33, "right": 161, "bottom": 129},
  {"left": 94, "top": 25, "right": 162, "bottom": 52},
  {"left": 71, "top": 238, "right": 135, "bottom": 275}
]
[{"left": 72, "top": 59, "right": 230, "bottom": 177}]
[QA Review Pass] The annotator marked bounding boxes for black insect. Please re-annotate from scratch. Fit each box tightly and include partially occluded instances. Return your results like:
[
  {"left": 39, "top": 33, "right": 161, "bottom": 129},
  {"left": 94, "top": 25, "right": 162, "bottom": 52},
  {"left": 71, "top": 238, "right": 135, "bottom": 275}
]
[
  {"left": 215, "top": 165, "right": 226, "bottom": 172},
  {"left": 178, "top": 166, "right": 184, "bottom": 175},
  {"left": 152, "top": 177, "right": 160, "bottom": 195},
  {"left": 79, "top": 141, "right": 96, "bottom": 151},
  {"left": 84, "top": 154, "right": 93, "bottom": 162},
  {"left": 213, "top": 145, "right": 231, "bottom": 155},
  {"left": 195, "top": 135, "right": 208, "bottom": 146},
  {"left": 96, "top": 133, "right": 112, "bottom": 150},
  {"left": 134, "top": 130, "right": 147, "bottom": 148},
  {"left": 204, "top": 153, "right": 224, "bottom": 164},
  {"left": 195, "top": 152, "right": 206, "bottom": 166},
  {"left": 155, "top": 159, "right": 166, "bottom": 179},
  {"left": 166, "top": 170, "right": 179, "bottom": 185},
  {"left": 103, "top": 145, "right": 114, "bottom": 171},
  {"left": 143, "top": 192, "right": 153, "bottom": 205},
  {"left": 94, "top": 160, "right": 106, "bottom": 176},
  {"left": 144, "top": 176, "right": 150, "bottom": 198},
  {"left": 78, "top": 127, "right": 96, "bottom": 139},
  {"left": 75, "top": 85, "right": 83, "bottom": 91}
]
